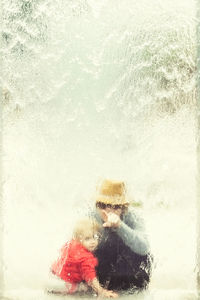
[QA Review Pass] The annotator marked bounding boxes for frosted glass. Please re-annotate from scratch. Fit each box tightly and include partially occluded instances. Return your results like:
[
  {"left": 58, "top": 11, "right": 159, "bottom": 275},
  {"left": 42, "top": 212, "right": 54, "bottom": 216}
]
[{"left": 1, "top": 0, "right": 198, "bottom": 299}]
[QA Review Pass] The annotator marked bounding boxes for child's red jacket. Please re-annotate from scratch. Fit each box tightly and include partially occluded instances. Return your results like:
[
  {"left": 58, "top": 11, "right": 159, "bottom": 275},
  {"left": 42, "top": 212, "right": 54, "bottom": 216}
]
[{"left": 51, "top": 240, "right": 98, "bottom": 283}]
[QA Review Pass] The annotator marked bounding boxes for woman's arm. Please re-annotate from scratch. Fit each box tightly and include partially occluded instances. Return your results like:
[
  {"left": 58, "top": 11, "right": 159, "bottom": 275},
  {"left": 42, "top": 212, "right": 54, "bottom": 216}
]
[
  {"left": 116, "top": 213, "right": 150, "bottom": 255},
  {"left": 93, "top": 209, "right": 150, "bottom": 255},
  {"left": 102, "top": 210, "right": 150, "bottom": 255}
]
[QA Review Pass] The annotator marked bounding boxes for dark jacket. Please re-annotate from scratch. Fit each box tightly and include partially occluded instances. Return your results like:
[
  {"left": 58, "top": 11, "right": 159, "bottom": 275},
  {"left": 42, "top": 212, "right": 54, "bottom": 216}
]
[{"left": 92, "top": 209, "right": 152, "bottom": 290}]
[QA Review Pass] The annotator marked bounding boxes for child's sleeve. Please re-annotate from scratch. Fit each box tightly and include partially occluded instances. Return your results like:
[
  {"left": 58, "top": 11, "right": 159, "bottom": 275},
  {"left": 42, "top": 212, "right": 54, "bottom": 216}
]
[
  {"left": 80, "top": 255, "right": 98, "bottom": 283},
  {"left": 51, "top": 243, "right": 69, "bottom": 276}
]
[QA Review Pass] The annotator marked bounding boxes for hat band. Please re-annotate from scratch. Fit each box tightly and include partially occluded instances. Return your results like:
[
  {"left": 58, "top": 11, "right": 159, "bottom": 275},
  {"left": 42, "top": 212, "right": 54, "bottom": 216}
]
[{"left": 96, "top": 195, "right": 129, "bottom": 205}]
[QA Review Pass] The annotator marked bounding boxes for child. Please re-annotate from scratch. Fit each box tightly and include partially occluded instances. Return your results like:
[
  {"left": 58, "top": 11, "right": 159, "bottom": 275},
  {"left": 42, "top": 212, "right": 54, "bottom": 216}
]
[{"left": 51, "top": 218, "right": 118, "bottom": 298}]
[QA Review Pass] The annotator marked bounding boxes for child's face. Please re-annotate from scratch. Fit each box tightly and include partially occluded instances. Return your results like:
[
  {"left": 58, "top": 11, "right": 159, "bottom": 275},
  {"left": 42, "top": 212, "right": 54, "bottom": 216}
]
[{"left": 80, "top": 230, "right": 99, "bottom": 252}]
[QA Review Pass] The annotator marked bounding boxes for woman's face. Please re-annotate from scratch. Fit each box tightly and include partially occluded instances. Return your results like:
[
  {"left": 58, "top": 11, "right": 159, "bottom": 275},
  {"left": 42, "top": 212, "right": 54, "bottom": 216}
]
[
  {"left": 103, "top": 206, "right": 122, "bottom": 216},
  {"left": 97, "top": 203, "right": 123, "bottom": 222}
]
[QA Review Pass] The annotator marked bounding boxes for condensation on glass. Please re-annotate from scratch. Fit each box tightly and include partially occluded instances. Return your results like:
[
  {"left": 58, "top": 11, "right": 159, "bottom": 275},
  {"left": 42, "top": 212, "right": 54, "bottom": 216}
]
[{"left": 1, "top": 0, "right": 199, "bottom": 299}]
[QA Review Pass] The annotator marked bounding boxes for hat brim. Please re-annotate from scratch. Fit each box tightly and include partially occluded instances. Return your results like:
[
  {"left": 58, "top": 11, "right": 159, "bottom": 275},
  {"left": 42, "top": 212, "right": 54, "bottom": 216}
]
[{"left": 96, "top": 196, "right": 129, "bottom": 206}]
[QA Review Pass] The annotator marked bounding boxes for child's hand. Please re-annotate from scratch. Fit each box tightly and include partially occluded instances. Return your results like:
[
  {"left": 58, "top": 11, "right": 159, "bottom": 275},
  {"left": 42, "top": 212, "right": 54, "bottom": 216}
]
[
  {"left": 77, "top": 282, "right": 88, "bottom": 292},
  {"left": 99, "top": 289, "right": 118, "bottom": 298},
  {"left": 89, "top": 278, "right": 118, "bottom": 298}
]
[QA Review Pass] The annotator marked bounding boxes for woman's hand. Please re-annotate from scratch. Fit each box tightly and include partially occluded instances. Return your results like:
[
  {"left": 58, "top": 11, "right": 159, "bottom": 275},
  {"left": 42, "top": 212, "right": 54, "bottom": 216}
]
[{"left": 101, "top": 211, "right": 121, "bottom": 228}]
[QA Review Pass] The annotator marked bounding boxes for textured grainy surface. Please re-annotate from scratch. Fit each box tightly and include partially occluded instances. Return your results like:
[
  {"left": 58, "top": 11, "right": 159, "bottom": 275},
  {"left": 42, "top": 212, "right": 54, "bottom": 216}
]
[{"left": 1, "top": 0, "right": 198, "bottom": 299}]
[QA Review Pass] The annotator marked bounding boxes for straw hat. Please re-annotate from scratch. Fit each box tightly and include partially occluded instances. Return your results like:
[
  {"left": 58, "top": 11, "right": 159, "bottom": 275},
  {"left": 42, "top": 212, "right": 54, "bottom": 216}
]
[{"left": 96, "top": 179, "right": 129, "bottom": 206}]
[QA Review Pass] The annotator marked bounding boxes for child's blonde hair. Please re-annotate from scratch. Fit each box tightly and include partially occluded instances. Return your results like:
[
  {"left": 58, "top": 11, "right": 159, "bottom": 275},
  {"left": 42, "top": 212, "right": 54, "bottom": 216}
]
[{"left": 73, "top": 218, "right": 100, "bottom": 241}]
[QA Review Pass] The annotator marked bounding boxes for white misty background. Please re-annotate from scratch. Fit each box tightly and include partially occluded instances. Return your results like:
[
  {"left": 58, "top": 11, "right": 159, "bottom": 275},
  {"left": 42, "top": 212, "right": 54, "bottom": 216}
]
[{"left": 1, "top": 0, "right": 197, "bottom": 298}]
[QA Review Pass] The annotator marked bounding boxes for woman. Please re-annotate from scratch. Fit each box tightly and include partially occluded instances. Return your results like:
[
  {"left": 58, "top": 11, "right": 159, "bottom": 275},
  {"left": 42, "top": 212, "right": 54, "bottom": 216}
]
[{"left": 92, "top": 179, "right": 152, "bottom": 292}]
